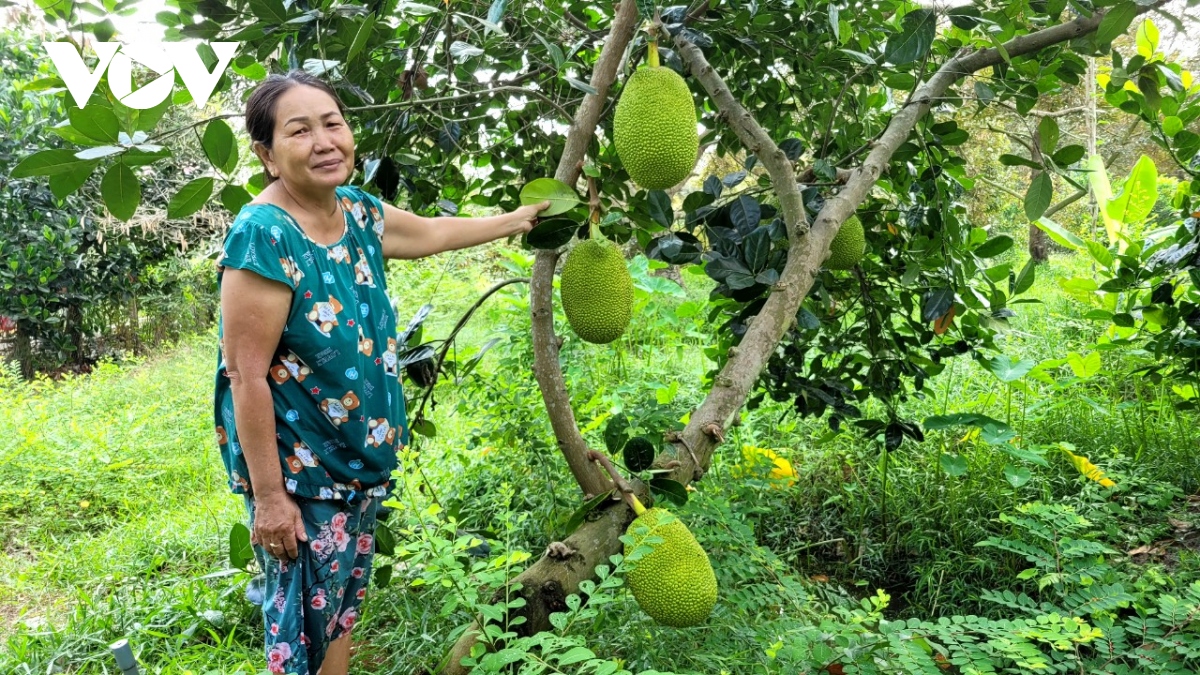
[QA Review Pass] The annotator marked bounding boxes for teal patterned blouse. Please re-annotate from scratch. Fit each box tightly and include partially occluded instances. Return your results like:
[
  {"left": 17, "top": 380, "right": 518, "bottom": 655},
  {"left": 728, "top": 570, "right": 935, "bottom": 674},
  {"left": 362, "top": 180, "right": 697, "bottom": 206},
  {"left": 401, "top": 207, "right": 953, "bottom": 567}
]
[{"left": 213, "top": 185, "right": 409, "bottom": 501}]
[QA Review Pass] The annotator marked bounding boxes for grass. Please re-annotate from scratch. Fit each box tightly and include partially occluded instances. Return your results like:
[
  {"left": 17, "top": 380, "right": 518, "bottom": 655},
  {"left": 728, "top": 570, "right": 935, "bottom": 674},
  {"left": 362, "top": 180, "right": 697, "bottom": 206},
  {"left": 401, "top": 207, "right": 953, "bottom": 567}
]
[{"left": 2, "top": 245, "right": 1199, "bottom": 673}]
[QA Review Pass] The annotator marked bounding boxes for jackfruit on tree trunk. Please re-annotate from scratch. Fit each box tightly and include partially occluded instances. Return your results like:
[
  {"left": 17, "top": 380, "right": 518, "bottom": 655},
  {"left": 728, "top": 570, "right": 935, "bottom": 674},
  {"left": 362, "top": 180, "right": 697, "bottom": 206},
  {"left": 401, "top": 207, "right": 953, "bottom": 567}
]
[
  {"left": 825, "top": 214, "right": 865, "bottom": 270},
  {"left": 560, "top": 238, "right": 633, "bottom": 344},
  {"left": 613, "top": 54, "right": 699, "bottom": 190},
  {"left": 624, "top": 504, "right": 718, "bottom": 628}
]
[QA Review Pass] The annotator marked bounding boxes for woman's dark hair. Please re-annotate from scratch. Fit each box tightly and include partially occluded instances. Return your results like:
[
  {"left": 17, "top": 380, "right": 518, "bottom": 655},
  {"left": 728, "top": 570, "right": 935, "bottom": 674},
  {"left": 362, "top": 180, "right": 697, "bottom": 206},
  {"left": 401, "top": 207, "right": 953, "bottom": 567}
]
[{"left": 244, "top": 70, "right": 346, "bottom": 185}]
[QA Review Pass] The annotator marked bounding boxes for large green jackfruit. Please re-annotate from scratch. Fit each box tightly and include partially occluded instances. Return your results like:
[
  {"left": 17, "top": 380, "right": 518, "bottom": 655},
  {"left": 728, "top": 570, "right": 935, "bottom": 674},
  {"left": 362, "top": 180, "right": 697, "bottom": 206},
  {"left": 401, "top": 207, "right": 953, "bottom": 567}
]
[
  {"left": 826, "top": 215, "right": 865, "bottom": 270},
  {"left": 560, "top": 238, "right": 633, "bottom": 344},
  {"left": 624, "top": 507, "right": 718, "bottom": 627},
  {"left": 613, "top": 67, "right": 699, "bottom": 190}
]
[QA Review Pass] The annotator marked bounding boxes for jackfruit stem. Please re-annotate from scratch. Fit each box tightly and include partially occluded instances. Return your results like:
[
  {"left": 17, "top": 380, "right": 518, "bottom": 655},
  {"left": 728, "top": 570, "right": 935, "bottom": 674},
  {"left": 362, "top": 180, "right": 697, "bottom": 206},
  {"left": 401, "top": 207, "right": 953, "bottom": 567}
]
[
  {"left": 587, "top": 449, "right": 645, "bottom": 514},
  {"left": 647, "top": 39, "right": 659, "bottom": 69}
]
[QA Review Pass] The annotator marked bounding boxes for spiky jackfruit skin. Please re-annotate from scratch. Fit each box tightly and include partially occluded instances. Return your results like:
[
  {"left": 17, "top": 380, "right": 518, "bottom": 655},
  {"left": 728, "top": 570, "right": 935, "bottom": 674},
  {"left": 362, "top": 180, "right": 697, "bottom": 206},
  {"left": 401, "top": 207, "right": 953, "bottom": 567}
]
[
  {"left": 826, "top": 215, "right": 865, "bottom": 270},
  {"left": 613, "top": 67, "right": 699, "bottom": 190},
  {"left": 624, "top": 508, "right": 718, "bottom": 627},
  {"left": 560, "top": 238, "right": 633, "bottom": 344}
]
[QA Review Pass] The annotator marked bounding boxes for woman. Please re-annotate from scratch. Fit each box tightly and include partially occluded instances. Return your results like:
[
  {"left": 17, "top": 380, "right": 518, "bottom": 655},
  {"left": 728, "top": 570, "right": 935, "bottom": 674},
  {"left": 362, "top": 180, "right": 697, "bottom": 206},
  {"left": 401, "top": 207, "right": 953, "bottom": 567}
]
[{"left": 213, "top": 71, "right": 548, "bottom": 675}]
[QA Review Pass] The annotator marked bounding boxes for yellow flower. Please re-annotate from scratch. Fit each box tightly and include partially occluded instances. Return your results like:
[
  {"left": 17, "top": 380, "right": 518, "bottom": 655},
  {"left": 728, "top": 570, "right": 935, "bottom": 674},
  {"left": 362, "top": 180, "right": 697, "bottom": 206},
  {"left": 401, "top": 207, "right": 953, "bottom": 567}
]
[{"left": 736, "top": 445, "right": 797, "bottom": 487}]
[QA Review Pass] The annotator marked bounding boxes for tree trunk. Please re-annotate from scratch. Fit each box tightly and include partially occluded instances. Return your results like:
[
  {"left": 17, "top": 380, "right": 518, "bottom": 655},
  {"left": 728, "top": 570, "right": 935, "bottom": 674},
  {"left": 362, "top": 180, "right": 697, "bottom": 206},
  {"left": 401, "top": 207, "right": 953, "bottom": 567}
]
[
  {"left": 13, "top": 324, "right": 33, "bottom": 380},
  {"left": 1029, "top": 127, "right": 1050, "bottom": 263}
]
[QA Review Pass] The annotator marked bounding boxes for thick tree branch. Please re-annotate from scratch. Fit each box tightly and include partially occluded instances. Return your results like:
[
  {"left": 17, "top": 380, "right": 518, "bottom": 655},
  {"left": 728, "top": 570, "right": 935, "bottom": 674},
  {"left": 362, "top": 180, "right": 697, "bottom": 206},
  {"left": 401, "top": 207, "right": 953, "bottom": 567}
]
[
  {"left": 529, "top": 0, "right": 639, "bottom": 502},
  {"left": 440, "top": 4, "right": 639, "bottom": 672},
  {"left": 669, "top": 28, "right": 806, "bottom": 239}
]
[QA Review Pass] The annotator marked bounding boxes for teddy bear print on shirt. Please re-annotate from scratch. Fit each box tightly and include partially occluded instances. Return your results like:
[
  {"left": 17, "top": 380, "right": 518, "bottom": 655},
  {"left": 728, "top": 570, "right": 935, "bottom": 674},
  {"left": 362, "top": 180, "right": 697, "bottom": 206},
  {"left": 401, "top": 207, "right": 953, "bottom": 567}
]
[
  {"left": 327, "top": 244, "right": 351, "bottom": 264},
  {"left": 358, "top": 325, "right": 374, "bottom": 356},
  {"left": 270, "top": 351, "right": 312, "bottom": 385},
  {"left": 381, "top": 338, "right": 399, "bottom": 377},
  {"left": 306, "top": 296, "right": 343, "bottom": 337},
  {"left": 278, "top": 256, "right": 304, "bottom": 286},
  {"left": 319, "top": 391, "right": 360, "bottom": 426},
  {"left": 353, "top": 249, "right": 375, "bottom": 287},
  {"left": 365, "top": 418, "right": 395, "bottom": 447}
]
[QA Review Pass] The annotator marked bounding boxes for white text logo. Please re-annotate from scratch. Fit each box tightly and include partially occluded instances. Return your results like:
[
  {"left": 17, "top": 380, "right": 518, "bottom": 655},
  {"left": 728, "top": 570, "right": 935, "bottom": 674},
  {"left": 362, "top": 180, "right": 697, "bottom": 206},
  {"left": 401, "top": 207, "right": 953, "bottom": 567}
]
[{"left": 43, "top": 42, "right": 237, "bottom": 109}]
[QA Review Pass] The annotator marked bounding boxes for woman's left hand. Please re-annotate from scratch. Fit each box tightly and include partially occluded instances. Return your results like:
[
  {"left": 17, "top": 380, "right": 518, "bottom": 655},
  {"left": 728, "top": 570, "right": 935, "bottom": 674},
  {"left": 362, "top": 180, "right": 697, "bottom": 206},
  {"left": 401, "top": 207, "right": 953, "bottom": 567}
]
[{"left": 509, "top": 201, "right": 551, "bottom": 235}]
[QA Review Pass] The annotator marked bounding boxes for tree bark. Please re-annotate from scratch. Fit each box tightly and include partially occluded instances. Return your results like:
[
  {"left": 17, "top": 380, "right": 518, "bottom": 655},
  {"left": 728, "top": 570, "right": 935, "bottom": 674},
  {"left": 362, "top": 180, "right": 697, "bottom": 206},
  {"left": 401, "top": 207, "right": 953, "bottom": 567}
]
[
  {"left": 440, "top": 3, "right": 1168, "bottom": 671},
  {"left": 1029, "top": 128, "right": 1050, "bottom": 263},
  {"left": 13, "top": 324, "right": 33, "bottom": 380}
]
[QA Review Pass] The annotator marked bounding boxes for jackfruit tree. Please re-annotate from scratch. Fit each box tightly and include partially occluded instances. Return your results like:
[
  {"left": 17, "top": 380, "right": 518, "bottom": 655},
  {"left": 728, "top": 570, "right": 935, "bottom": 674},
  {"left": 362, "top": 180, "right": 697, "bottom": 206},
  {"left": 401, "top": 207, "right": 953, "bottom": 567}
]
[{"left": 18, "top": 0, "right": 1200, "bottom": 670}]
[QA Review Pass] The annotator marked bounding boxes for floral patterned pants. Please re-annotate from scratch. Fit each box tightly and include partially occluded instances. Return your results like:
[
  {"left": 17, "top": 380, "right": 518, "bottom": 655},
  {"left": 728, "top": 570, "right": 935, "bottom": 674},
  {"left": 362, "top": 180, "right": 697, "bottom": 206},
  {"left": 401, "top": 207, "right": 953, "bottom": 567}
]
[{"left": 246, "top": 494, "right": 379, "bottom": 675}]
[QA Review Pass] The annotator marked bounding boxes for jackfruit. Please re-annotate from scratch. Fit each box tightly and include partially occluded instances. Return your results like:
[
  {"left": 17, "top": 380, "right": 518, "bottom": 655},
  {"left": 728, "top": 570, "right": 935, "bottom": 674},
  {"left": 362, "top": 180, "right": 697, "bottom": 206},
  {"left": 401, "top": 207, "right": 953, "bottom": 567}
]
[
  {"left": 624, "top": 506, "right": 718, "bottom": 627},
  {"left": 826, "top": 215, "right": 865, "bottom": 270},
  {"left": 613, "top": 66, "right": 699, "bottom": 190},
  {"left": 560, "top": 238, "right": 633, "bottom": 344}
]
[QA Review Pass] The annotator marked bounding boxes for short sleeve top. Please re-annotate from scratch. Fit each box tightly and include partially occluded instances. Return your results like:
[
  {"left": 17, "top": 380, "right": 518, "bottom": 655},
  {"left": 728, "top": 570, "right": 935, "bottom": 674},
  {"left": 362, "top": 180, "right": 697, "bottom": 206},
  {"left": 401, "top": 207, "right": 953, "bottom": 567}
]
[{"left": 212, "top": 185, "right": 409, "bottom": 501}]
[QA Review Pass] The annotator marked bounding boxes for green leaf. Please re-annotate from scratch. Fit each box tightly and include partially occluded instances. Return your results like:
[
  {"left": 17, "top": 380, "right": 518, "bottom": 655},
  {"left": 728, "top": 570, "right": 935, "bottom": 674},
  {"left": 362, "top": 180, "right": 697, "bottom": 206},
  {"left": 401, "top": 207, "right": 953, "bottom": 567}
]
[
  {"left": 202, "top": 119, "right": 238, "bottom": 174},
  {"left": 1163, "top": 116, "right": 1183, "bottom": 137},
  {"left": 983, "top": 354, "right": 1036, "bottom": 383},
  {"left": 1024, "top": 172, "right": 1053, "bottom": 221},
  {"left": 604, "top": 415, "right": 630, "bottom": 455},
  {"left": 11, "top": 149, "right": 90, "bottom": 178},
  {"left": 883, "top": 9, "right": 936, "bottom": 65},
  {"left": 374, "top": 523, "right": 396, "bottom": 556},
  {"left": 921, "top": 288, "right": 955, "bottom": 323},
  {"left": 525, "top": 218, "right": 577, "bottom": 249},
  {"left": 347, "top": 15, "right": 376, "bottom": 64},
  {"left": 1037, "top": 117, "right": 1059, "bottom": 154},
  {"left": 101, "top": 163, "right": 141, "bottom": 221},
  {"left": 1013, "top": 258, "right": 1037, "bottom": 295},
  {"left": 168, "top": 177, "right": 215, "bottom": 219},
  {"left": 1096, "top": 1, "right": 1138, "bottom": 46},
  {"left": 1032, "top": 216, "right": 1089, "bottom": 251},
  {"left": 975, "top": 235, "right": 1014, "bottom": 258},
  {"left": 636, "top": 0, "right": 655, "bottom": 20},
  {"left": 248, "top": 0, "right": 287, "bottom": 23},
  {"left": 1086, "top": 154, "right": 1123, "bottom": 246},
  {"left": 221, "top": 184, "right": 252, "bottom": 214},
  {"left": 648, "top": 190, "right": 673, "bottom": 227},
  {"left": 557, "top": 647, "right": 596, "bottom": 667},
  {"left": 373, "top": 563, "right": 393, "bottom": 588},
  {"left": 1000, "top": 154, "right": 1042, "bottom": 170},
  {"left": 68, "top": 106, "right": 120, "bottom": 144},
  {"left": 1106, "top": 155, "right": 1157, "bottom": 225},
  {"left": 623, "top": 437, "right": 655, "bottom": 473},
  {"left": 519, "top": 178, "right": 580, "bottom": 217},
  {"left": 1003, "top": 464, "right": 1032, "bottom": 488},
  {"left": 228, "top": 523, "right": 253, "bottom": 570},
  {"left": 1051, "top": 145, "right": 1086, "bottom": 166},
  {"left": 48, "top": 161, "right": 99, "bottom": 199},
  {"left": 1086, "top": 240, "right": 1114, "bottom": 268},
  {"left": 940, "top": 453, "right": 968, "bottom": 477},
  {"left": 1067, "top": 351, "right": 1102, "bottom": 378},
  {"left": 412, "top": 418, "right": 436, "bottom": 438},
  {"left": 1135, "top": 18, "right": 1158, "bottom": 57},
  {"left": 649, "top": 478, "right": 688, "bottom": 507}
]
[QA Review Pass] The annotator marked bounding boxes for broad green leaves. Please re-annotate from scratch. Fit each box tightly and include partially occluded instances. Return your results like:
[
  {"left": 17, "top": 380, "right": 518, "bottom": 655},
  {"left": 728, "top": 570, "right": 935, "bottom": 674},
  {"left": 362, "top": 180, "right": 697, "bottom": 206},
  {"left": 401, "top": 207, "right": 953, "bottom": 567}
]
[
  {"left": 202, "top": 119, "right": 238, "bottom": 175},
  {"left": 101, "top": 163, "right": 140, "bottom": 221},
  {"left": 884, "top": 9, "right": 935, "bottom": 65},
  {"left": 168, "top": 177, "right": 215, "bottom": 219},
  {"left": 519, "top": 178, "right": 580, "bottom": 217},
  {"left": 1106, "top": 155, "right": 1157, "bottom": 225},
  {"left": 1096, "top": 2, "right": 1138, "bottom": 46},
  {"left": 1024, "top": 173, "right": 1053, "bottom": 221}
]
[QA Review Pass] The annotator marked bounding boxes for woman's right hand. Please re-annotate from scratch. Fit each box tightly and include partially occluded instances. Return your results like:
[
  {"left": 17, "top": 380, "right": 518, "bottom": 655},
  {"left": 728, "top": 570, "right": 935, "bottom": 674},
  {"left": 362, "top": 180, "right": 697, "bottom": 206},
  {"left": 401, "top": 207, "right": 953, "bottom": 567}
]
[{"left": 252, "top": 492, "right": 309, "bottom": 560}]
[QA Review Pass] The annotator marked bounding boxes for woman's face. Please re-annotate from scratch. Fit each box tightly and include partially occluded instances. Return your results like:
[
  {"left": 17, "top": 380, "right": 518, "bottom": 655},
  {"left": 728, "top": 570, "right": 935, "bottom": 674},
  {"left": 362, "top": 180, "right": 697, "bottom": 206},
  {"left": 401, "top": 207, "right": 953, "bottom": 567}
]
[{"left": 261, "top": 85, "right": 354, "bottom": 191}]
